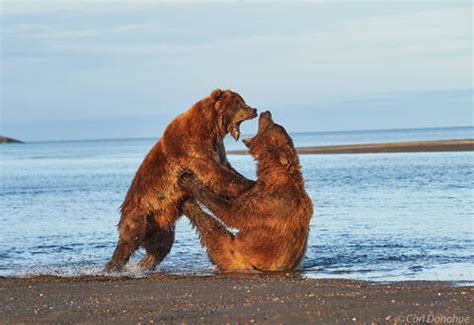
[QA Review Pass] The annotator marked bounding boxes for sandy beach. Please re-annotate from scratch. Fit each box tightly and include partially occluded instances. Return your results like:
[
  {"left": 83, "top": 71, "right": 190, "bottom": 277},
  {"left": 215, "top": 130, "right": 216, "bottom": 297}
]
[
  {"left": 228, "top": 139, "right": 474, "bottom": 155},
  {"left": 1, "top": 274, "right": 472, "bottom": 324}
]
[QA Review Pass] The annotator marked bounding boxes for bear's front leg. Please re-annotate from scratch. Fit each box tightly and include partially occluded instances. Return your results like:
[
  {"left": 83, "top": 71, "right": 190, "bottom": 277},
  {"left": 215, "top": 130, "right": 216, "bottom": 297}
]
[
  {"left": 180, "top": 173, "right": 253, "bottom": 230},
  {"left": 187, "top": 158, "right": 254, "bottom": 198}
]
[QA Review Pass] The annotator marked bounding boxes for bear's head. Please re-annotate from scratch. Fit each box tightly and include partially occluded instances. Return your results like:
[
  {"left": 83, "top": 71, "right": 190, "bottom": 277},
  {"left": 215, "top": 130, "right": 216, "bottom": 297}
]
[
  {"left": 242, "top": 111, "right": 298, "bottom": 174},
  {"left": 211, "top": 88, "right": 257, "bottom": 141}
]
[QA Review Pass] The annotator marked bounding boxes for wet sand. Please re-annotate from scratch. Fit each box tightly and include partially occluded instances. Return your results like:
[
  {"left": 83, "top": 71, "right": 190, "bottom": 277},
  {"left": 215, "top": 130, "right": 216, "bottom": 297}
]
[
  {"left": 228, "top": 139, "right": 474, "bottom": 155},
  {"left": 1, "top": 274, "right": 472, "bottom": 324}
]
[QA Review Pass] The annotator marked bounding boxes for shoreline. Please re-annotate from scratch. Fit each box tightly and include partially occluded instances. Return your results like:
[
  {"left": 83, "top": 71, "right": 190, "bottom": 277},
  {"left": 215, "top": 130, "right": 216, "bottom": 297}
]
[
  {"left": 1, "top": 275, "right": 472, "bottom": 323},
  {"left": 228, "top": 139, "right": 474, "bottom": 155}
]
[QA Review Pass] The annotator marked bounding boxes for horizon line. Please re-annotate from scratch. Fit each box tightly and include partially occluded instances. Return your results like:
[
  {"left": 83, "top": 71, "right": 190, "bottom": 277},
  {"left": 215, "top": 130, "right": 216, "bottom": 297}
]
[{"left": 10, "top": 125, "right": 474, "bottom": 144}]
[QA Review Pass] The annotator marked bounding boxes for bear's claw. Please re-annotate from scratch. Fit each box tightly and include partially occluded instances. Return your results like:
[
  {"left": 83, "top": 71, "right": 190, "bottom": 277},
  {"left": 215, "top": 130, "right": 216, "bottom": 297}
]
[{"left": 179, "top": 172, "right": 200, "bottom": 190}]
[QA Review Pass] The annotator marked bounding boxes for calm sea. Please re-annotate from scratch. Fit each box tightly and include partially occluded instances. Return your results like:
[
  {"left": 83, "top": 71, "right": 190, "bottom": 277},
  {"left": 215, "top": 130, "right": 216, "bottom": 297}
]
[{"left": 1, "top": 127, "right": 473, "bottom": 282}]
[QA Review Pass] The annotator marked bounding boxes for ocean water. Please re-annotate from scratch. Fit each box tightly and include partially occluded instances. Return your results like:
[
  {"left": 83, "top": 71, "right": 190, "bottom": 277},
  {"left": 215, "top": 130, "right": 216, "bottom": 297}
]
[{"left": 0, "top": 127, "right": 473, "bottom": 282}]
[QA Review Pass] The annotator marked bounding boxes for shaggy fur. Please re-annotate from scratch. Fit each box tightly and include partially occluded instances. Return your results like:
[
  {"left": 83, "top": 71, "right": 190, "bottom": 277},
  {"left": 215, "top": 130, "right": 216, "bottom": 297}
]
[
  {"left": 180, "top": 111, "right": 313, "bottom": 271},
  {"left": 105, "top": 89, "right": 257, "bottom": 271}
]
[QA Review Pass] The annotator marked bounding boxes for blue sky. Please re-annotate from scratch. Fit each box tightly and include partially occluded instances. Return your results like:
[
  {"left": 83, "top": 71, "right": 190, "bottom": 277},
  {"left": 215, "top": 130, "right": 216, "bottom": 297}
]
[{"left": 1, "top": 1, "right": 472, "bottom": 141}]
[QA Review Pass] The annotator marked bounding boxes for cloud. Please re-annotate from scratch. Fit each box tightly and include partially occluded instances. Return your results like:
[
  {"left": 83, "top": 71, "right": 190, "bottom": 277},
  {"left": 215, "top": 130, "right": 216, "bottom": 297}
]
[
  {"left": 1, "top": 1, "right": 150, "bottom": 15},
  {"left": 2, "top": 23, "right": 159, "bottom": 40},
  {"left": 3, "top": 0, "right": 468, "bottom": 15},
  {"left": 29, "top": 5, "right": 469, "bottom": 99},
  {"left": 0, "top": 1, "right": 256, "bottom": 15}
]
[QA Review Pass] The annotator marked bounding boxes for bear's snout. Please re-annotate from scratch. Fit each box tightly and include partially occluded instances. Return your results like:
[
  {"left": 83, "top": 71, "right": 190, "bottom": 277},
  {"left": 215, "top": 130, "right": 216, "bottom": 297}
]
[{"left": 246, "top": 107, "right": 258, "bottom": 118}]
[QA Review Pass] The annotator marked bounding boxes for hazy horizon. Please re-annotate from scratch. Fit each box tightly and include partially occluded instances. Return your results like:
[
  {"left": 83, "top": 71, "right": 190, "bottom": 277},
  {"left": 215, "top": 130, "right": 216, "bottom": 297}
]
[
  {"left": 2, "top": 125, "right": 471, "bottom": 144},
  {"left": 1, "top": 1, "right": 472, "bottom": 141}
]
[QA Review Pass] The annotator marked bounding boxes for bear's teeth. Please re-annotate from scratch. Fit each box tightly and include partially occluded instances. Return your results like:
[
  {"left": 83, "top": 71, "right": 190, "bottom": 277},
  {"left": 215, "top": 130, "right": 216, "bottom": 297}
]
[{"left": 231, "top": 127, "right": 240, "bottom": 141}]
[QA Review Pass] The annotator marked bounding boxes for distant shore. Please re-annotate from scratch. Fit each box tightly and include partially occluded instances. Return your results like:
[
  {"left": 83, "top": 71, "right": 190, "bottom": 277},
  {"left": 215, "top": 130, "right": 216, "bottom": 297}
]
[
  {"left": 0, "top": 136, "right": 23, "bottom": 144},
  {"left": 1, "top": 275, "right": 472, "bottom": 323},
  {"left": 228, "top": 139, "right": 474, "bottom": 155}
]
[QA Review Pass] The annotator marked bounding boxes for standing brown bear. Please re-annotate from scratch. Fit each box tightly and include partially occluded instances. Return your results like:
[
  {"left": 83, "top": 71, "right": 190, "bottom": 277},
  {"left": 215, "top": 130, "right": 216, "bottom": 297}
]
[
  {"left": 105, "top": 89, "right": 257, "bottom": 272},
  {"left": 180, "top": 111, "right": 313, "bottom": 271}
]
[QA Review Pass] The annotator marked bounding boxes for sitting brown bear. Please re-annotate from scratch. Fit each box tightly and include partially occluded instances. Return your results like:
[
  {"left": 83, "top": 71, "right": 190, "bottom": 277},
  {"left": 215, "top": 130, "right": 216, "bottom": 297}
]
[
  {"left": 180, "top": 111, "right": 313, "bottom": 271},
  {"left": 105, "top": 89, "right": 257, "bottom": 272}
]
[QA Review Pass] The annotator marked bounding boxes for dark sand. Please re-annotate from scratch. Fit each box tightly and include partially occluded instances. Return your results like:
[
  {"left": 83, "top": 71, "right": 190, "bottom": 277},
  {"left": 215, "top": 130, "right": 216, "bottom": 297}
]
[
  {"left": 1, "top": 274, "right": 472, "bottom": 324},
  {"left": 228, "top": 139, "right": 474, "bottom": 155}
]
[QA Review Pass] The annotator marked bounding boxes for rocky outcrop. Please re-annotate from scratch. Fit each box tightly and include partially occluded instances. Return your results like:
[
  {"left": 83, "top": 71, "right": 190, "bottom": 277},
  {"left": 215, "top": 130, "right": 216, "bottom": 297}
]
[{"left": 0, "top": 136, "right": 23, "bottom": 144}]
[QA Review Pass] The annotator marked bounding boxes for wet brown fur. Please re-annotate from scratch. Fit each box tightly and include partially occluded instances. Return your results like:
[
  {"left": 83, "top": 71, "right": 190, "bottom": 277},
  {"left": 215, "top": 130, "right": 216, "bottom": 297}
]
[
  {"left": 105, "top": 89, "right": 257, "bottom": 271},
  {"left": 181, "top": 112, "right": 313, "bottom": 271}
]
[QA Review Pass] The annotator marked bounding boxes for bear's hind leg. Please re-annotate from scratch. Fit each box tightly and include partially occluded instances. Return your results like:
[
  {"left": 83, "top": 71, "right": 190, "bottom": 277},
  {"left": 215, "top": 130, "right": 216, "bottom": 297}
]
[
  {"left": 138, "top": 224, "right": 175, "bottom": 270},
  {"left": 182, "top": 200, "right": 252, "bottom": 271},
  {"left": 137, "top": 206, "right": 179, "bottom": 270},
  {"left": 105, "top": 213, "right": 147, "bottom": 272}
]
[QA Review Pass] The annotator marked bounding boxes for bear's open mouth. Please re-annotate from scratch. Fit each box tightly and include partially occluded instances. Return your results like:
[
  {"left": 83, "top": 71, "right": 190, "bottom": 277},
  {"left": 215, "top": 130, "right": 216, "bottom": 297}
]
[
  {"left": 230, "top": 121, "right": 243, "bottom": 141},
  {"left": 229, "top": 108, "right": 257, "bottom": 141}
]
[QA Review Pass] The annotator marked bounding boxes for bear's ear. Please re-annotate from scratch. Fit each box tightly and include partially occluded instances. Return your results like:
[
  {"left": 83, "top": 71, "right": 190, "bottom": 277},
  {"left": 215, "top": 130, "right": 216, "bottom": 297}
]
[
  {"left": 279, "top": 155, "right": 289, "bottom": 166},
  {"left": 279, "top": 154, "right": 295, "bottom": 173},
  {"left": 211, "top": 88, "right": 223, "bottom": 101}
]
